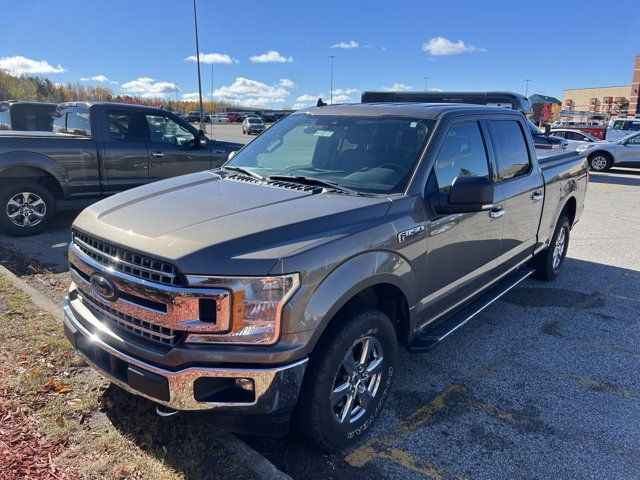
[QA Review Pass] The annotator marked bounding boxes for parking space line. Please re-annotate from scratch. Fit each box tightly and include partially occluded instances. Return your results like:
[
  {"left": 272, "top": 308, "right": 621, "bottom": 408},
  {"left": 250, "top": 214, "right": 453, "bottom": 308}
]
[
  {"left": 375, "top": 447, "right": 450, "bottom": 480},
  {"left": 550, "top": 371, "right": 637, "bottom": 398},
  {"left": 345, "top": 385, "right": 466, "bottom": 468}
]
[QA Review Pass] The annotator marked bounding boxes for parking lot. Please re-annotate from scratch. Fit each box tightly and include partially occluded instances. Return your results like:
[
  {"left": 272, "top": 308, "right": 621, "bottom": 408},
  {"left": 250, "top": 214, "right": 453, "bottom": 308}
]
[{"left": 1, "top": 122, "right": 639, "bottom": 480}]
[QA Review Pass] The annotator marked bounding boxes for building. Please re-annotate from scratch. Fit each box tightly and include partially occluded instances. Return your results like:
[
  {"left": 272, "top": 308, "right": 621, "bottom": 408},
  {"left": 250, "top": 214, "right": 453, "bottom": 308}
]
[
  {"left": 561, "top": 55, "right": 640, "bottom": 122},
  {"left": 529, "top": 94, "right": 561, "bottom": 124}
]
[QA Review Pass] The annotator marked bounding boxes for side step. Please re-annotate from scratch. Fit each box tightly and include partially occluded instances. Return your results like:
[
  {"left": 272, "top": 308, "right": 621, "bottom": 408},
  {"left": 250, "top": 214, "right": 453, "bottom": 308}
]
[{"left": 408, "top": 268, "right": 534, "bottom": 352}]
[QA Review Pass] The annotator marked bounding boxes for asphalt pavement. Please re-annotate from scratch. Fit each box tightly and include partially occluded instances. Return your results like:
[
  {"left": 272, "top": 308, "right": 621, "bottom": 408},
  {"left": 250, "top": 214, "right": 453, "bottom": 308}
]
[{"left": 0, "top": 129, "right": 639, "bottom": 479}]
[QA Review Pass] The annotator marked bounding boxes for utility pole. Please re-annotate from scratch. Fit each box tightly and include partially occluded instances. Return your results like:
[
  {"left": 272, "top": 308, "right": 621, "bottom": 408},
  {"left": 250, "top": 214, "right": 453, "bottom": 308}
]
[
  {"left": 192, "top": 0, "right": 205, "bottom": 131},
  {"left": 329, "top": 55, "right": 336, "bottom": 104},
  {"left": 524, "top": 79, "right": 531, "bottom": 97},
  {"left": 424, "top": 77, "right": 429, "bottom": 91}
]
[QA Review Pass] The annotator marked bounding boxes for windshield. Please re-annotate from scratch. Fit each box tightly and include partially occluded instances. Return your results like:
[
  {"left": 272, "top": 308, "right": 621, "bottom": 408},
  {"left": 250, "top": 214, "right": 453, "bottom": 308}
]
[
  {"left": 527, "top": 119, "right": 541, "bottom": 134},
  {"left": 226, "top": 113, "right": 434, "bottom": 194},
  {"left": 248, "top": 118, "right": 262, "bottom": 124}
]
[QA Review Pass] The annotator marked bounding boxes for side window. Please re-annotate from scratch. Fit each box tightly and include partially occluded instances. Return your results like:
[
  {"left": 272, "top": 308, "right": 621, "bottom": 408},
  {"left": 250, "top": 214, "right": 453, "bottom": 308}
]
[
  {"left": 106, "top": 111, "right": 143, "bottom": 142},
  {"left": 145, "top": 114, "right": 195, "bottom": 146},
  {"left": 489, "top": 120, "right": 531, "bottom": 181},
  {"left": 433, "top": 122, "right": 490, "bottom": 193},
  {"left": 0, "top": 106, "right": 10, "bottom": 130},
  {"left": 552, "top": 131, "right": 565, "bottom": 139},
  {"left": 65, "top": 110, "right": 91, "bottom": 137},
  {"left": 612, "top": 120, "right": 624, "bottom": 130},
  {"left": 629, "top": 121, "right": 640, "bottom": 132}
]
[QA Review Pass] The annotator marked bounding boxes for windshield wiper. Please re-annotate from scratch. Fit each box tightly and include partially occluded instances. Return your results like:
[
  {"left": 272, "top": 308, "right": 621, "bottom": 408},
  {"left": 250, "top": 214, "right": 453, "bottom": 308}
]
[
  {"left": 222, "top": 166, "right": 264, "bottom": 181},
  {"left": 267, "top": 175, "right": 364, "bottom": 196}
]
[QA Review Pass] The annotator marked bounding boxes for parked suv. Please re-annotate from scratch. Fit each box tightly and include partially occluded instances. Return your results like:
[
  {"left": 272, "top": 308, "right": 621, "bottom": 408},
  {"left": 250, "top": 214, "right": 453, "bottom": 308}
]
[{"left": 64, "top": 101, "right": 586, "bottom": 451}]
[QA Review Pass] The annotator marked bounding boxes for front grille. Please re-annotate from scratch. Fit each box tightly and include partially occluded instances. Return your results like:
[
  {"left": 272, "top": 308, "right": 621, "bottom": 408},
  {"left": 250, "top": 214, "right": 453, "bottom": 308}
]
[
  {"left": 78, "top": 287, "right": 179, "bottom": 347},
  {"left": 73, "top": 231, "right": 181, "bottom": 286}
]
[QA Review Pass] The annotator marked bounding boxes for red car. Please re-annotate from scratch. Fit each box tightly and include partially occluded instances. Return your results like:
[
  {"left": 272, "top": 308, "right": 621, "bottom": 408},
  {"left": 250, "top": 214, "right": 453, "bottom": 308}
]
[{"left": 226, "top": 112, "right": 243, "bottom": 123}]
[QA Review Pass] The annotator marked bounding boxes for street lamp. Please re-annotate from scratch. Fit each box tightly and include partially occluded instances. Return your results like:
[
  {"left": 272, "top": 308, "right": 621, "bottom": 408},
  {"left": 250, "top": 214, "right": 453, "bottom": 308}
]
[
  {"left": 329, "top": 55, "right": 336, "bottom": 104},
  {"left": 524, "top": 79, "right": 531, "bottom": 97},
  {"left": 192, "top": 0, "right": 205, "bottom": 131},
  {"left": 424, "top": 77, "right": 429, "bottom": 91}
]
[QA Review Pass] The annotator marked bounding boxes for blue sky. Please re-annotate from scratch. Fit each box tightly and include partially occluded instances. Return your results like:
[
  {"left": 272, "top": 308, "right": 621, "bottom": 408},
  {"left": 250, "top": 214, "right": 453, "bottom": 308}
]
[{"left": 2, "top": 0, "right": 639, "bottom": 109}]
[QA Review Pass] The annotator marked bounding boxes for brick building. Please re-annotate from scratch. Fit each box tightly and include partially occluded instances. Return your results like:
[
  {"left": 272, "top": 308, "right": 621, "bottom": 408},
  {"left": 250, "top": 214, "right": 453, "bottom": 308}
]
[{"left": 561, "top": 55, "right": 640, "bottom": 122}]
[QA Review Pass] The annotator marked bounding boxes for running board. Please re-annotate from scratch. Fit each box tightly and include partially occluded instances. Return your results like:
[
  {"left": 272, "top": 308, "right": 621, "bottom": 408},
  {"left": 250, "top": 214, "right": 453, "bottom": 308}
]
[{"left": 408, "top": 268, "right": 534, "bottom": 352}]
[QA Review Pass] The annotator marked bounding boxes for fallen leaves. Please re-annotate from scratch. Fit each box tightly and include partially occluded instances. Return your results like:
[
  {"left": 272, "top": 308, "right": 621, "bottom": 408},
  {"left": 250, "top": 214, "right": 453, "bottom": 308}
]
[{"left": 0, "top": 404, "right": 74, "bottom": 480}]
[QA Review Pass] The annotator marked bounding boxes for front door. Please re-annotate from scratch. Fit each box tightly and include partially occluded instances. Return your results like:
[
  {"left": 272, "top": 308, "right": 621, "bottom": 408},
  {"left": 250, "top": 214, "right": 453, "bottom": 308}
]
[
  {"left": 421, "top": 119, "right": 504, "bottom": 323},
  {"left": 100, "top": 109, "right": 149, "bottom": 194},
  {"left": 144, "top": 112, "right": 211, "bottom": 183},
  {"left": 617, "top": 133, "right": 640, "bottom": 166}
]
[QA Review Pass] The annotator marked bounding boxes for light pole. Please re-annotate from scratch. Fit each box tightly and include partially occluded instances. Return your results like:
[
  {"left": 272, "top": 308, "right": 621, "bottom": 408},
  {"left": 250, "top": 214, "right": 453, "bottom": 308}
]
[
  {"left": 424, "top": 77, "right": 429, "bottom": 91},
  {"left": 524, "top": 79, "right": 531, "bottom": 97},
  {"left": 192, "top": 0, "right": 205, "bottom": 131},
  {"left": 329, "top": 55, "right": 336, "bottom": 104}
]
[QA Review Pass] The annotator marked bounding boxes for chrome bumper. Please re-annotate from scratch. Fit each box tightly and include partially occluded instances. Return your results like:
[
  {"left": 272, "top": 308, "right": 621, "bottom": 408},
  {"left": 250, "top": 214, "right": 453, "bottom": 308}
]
[{"left": 63, "top": 300, "right": 308, "bottom": 412}]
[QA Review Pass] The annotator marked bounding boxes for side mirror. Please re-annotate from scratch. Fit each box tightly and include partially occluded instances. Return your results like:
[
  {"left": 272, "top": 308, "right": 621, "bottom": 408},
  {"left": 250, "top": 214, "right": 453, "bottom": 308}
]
[
  {"left": 228, "top": 151, "right": 238, "bottom": 161},
  {"left": 434, "top": 176, "right": 494, "bottom": 214}
]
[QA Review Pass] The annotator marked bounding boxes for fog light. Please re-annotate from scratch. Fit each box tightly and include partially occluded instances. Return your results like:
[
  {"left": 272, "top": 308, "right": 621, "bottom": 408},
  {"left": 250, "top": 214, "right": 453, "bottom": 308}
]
[{"left": 235, "top": 378, "right": 254, "bottom": 391}]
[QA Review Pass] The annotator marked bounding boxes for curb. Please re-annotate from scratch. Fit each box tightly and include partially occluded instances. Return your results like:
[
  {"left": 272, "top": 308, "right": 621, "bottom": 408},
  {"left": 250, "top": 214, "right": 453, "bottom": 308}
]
[{"left": 0, "top": 264, "right": 293, "bottom": 480}]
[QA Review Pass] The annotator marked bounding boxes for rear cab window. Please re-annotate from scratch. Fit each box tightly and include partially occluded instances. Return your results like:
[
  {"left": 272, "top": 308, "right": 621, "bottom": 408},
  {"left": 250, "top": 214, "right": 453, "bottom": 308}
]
[
  {"left": 52, "top": 106, "right": 91, "bottom": 137},
  {"left": 488, "top": 120, "right": 532, "bottom": 181}
]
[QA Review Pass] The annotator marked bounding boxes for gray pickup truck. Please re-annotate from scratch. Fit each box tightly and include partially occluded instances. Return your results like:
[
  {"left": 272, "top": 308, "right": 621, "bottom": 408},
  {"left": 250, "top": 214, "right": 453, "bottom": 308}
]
[
  {"left": 0, "top": 101, "right": 240, "bottom": 235},
  {"left": 63, "top": 101, "right": 587, "bottom": 451}
]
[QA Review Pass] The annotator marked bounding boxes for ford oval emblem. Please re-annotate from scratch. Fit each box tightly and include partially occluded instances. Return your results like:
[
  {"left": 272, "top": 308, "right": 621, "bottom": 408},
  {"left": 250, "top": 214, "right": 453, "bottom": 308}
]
[{"left": 90, "top": 273, "right": 118, "bottom": 302}]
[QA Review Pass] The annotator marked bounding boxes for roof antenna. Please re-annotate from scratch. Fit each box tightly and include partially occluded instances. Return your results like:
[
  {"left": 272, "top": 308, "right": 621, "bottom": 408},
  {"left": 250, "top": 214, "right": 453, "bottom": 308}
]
[{"left": 317, "top": 98, "right": 327, "bottom": 107}]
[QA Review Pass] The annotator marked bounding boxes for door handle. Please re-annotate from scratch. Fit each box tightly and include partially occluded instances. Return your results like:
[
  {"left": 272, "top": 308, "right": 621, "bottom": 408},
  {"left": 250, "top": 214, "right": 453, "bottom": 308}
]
[
  {"left": 489, "top": 206, "right": 505, "bottom": 219},
  {"left": 151, "top": 151, "right": 164, "bottom": 158},
  {"left": 531, "top": 190, "right": 544, "bottom": 201}
]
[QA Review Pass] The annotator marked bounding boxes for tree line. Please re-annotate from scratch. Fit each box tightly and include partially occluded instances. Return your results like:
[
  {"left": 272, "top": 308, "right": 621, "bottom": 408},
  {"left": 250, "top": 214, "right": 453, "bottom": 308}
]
[{"left": 0, "top": 69, "right": 231, "bottom": 113}]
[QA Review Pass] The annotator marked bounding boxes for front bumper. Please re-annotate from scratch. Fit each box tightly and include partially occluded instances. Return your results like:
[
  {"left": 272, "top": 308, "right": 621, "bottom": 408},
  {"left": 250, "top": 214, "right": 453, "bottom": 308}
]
[{"left": 63, "top": 300, "right": 308, "bottom": 413}]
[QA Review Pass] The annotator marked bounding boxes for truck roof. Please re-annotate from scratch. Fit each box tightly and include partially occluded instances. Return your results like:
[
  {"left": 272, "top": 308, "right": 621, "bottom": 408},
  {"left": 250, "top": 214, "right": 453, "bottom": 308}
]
[
  {"left": 297, "top": 102, "right": 522, "bottom": 120},
  {"left": 56, "top": 101, "right": 165, "bottom": 111}
]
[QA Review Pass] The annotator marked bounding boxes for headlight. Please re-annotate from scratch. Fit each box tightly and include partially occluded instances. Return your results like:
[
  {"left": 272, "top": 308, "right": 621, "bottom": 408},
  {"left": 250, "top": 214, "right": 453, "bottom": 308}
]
[{"left": 184, "top": 274, "right": 299, "bottom": 345}]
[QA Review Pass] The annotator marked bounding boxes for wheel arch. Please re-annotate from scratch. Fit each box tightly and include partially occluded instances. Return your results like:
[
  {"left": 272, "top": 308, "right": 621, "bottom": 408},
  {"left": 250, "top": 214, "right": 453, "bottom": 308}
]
[
  {"left": 0, "top": 153, "right": 67, "bottom": 198},
  {"left": 291, "top": 251, "right": 419, "bottom": 354}
]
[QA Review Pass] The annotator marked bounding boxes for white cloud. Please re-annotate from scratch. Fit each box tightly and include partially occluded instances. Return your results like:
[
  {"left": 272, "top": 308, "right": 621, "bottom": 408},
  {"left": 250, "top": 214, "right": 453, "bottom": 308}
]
[
  {"left": 80, "top": 75, "right": 109, "bottom": 82},
  {"left": 279, "top": 78, "right": 296, "bottom": 88},
  {"left": 121, "top": 77, "right": 180, "bottom": 98},
  {"left": 422, "top": 37, "right": 484, "bottom": 56},
  {"left": 381, "top": 83, "right": 413, "bottom": 92},
  {"left": 0, "top": 55, "right": 66, "bottom": 76},
  {"left": 211, "top": 77, "right": 292, "bottom": 107},
  {"left": 249, "top": 50, "right": 293, "bottom": 63},
  {"left": 331, "top": 40, "right": 359, "bottom": 49},
  {"left": 181, "top": 92, "right": 201, "bottom": 101},
  {"left": 185, "top": 53, "right": 239, "bottom": 64}
]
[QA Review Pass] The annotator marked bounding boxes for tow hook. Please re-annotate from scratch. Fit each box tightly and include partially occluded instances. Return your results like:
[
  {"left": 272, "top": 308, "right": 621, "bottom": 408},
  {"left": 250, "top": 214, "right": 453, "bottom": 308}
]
[{"left": 156, "top": 405, "right": 179, "bottom": 417}]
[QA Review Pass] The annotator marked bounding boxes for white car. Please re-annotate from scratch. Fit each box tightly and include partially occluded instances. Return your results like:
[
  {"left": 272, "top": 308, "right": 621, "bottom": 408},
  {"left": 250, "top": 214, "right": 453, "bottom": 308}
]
[
  {"left": 577, "top": 131, "right": 640, "bottom": 172},
  {"left": 606, "top": 118, "right": 640, "bottom": 142},
  {"left": 550, "top": 129, "right": 599, "bottom": 151},
  {"left": 211, "top": 114, "right": 229, "bottom": 123}
]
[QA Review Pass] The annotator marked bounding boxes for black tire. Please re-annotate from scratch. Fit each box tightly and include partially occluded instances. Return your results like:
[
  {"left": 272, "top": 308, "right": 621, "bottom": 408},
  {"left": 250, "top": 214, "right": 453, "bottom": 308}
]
[
  {"left": 295, "top": 307, "right": 397, "bottom": 451},
  {"left": 0, "top": 182, "right": 57, "bottom": 236},
  {"left": 588, "top": 152, "right": 612, "bottom": 172},
  {"left": 533, "top": 215, "right": 570, "bottom": 281}
]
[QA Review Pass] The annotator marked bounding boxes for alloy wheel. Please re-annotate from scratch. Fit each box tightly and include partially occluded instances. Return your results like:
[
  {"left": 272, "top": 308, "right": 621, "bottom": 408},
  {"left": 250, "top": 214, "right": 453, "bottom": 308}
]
[
  {"left": 330, "top": 336, "right": 384, "bottom": 424},
  {"left": 5, "top": 192, "right": 47, "bottom": 228},
  {"left": 590, "top": 156, "right": 608, "bottom": 171},
  {"left": 552, "top": 226, "right": 567, "bottom": 271}
]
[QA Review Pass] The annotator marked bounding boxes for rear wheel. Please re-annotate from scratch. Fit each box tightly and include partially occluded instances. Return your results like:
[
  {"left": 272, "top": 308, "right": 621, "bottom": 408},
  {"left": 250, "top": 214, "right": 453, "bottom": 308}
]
[
  {"left": 588, "top": 152, "right": 612, "bottom": 172},
  {"left": 533, "top": 215, "right": 570, "bottom": 281},
  {"left": 295, "top": 307, "right": 397, "bottom": 451}
]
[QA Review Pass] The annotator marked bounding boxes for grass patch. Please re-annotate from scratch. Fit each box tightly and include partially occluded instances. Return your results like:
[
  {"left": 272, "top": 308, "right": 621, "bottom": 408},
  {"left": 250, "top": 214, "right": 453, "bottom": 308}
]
[{"left": 0, "top": 275, "right": 258, "bottom": 480}]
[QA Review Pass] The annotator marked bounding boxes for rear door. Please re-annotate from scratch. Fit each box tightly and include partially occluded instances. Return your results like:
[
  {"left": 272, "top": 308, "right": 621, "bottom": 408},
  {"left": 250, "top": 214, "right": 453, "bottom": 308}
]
[
  {"left": 99, "top": 109, "right": 150, "bottom": 194},
  {"left": 487, "top": 117, "right": 544, "bottom": 271},
  {"left": 143, "top": 111, "right": 211, "bottom": 182}
]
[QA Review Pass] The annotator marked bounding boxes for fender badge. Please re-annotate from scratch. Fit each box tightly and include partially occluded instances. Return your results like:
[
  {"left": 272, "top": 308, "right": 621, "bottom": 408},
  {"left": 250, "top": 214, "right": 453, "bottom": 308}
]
[{"left": 398, "top": 225, "right": 426, "bottom": 243}]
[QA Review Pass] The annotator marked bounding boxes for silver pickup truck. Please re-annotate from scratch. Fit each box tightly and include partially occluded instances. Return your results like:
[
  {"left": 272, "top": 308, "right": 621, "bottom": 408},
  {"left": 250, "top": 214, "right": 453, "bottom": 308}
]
[{"left": 63, "top": 101, "right": 587, "bottom": 451}]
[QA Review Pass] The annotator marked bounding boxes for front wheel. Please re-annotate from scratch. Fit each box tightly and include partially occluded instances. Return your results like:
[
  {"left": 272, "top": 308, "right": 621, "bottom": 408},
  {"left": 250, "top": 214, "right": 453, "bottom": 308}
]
[
  {"left": 295, "top": 308, "right": 397, "bottom": 451},
  {"left": 588, "top": 153, "right": 612, "bottom": 172},
  {"left": 533, "top": 215, "right": 570, "bottom": 281},
  {"left": 0, "top": 182, "right": 57, "bottom": 236}
]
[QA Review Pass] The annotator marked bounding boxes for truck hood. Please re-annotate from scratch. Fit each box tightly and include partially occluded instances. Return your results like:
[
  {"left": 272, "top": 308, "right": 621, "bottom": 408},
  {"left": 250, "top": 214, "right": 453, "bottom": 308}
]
[{"left": 73, "top": 171, "right": 391, "bottom": 276}]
